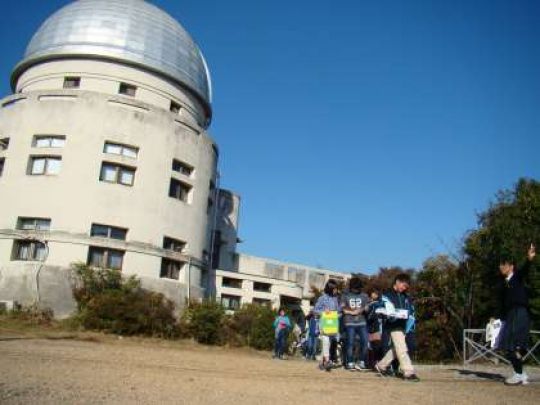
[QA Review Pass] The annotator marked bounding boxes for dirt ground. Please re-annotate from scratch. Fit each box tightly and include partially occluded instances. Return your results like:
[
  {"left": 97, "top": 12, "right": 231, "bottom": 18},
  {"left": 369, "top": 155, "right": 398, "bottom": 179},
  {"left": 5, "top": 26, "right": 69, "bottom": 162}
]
[{"left": 1, "top": 336, "right": 539, "bottom": 405}]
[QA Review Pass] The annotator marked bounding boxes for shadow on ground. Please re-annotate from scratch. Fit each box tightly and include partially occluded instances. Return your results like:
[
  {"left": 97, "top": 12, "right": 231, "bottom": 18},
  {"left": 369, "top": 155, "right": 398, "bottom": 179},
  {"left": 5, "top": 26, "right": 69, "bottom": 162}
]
[{"left": 450, "top": 368, "right": 505, "bottom": 382}]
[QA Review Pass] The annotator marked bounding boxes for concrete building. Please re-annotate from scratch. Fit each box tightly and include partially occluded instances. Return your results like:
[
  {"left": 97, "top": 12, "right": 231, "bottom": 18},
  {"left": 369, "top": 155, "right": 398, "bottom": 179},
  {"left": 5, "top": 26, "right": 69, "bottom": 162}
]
[{"left": 0, "top": 0, "right": 350, "bottom": 317}]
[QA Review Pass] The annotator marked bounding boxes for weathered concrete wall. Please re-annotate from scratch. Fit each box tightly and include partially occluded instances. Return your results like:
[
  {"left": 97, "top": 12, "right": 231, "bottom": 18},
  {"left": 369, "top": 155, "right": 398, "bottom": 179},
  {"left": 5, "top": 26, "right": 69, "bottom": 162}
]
[
  {"left": 0, "top": 263, "right": 77, "bottom": 318},
  {"left": 0, "top": 261, "right": 191, "bottom": 318}
]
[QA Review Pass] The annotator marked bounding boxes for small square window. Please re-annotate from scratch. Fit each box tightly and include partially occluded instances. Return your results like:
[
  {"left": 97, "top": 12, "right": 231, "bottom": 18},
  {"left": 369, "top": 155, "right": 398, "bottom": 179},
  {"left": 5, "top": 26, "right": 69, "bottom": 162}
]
[
  {"left": 119, "top": 83, "right": 137, "bottom": 97},
  {"left": 170, "top": 101, "right": 181, "bottom": 114},
  {"left": 90, "top": 223, "right": 127, "bottom": 240},
  {"left": 253, "top": 298, "right": 272, "bottom": 307},
  {"left": 160, "top": 258, "right": 183, "bottom": 280},
  {"left": 163, "top": 236, "right": 186, "bottom": 252},
  {"left": 0, "top": 137, "right": 9, "bottom": 151},
  {"left": 254, "top": 282, "right": 272, "bottom": 293},
  {"left": 87, "top": 246, "right": 124, "bottom": 270},
  {"left": 99, "top": 162, "right": 136, "bottom": 186},
  {"left": 29, "top": 156, "right": 62, "bottom": 175},
  {"left": 104, "top": 142, "right": 138, "bottom": 159},
  {"left": 63, "top": 77, "right": 81, "bottom": 89},
  {"left": 169, "top": 178, "right": 191, "bottom": 202},
  {"left": 221, "top": 294, "right": 241, "bottom": 311},
  {"left": 17, "top": 217, "right": 51, "bottom": 231},
  {"left": 172, "top": 159, "right": 193, "bottom": 176},
  {"left": 34, "top": 135, "right": 65, "bottom": 148},
  {"left": 222, "top": 277, "right": 242, "bottom": 289},
  {"left": 12, "top": 240, "right": 47, "bottom": 261}
]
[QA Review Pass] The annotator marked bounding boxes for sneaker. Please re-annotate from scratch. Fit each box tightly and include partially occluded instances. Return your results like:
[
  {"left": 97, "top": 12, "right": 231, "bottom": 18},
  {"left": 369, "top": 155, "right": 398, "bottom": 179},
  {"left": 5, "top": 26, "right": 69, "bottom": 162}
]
[
  {"left": 346, "top": 362, "right": 356, "bottom": 371},
  {"left": 522, "top": 372, "right": 529, "bottom": 385},
  {"left": 505, "top": 373, "right": 525, "bottom": 386},
  {"left": 355, "top": 361, "right": 369, "bottom": 371},
  {"left": 402, "top": 374, "right": 420, "bottom": 382}
]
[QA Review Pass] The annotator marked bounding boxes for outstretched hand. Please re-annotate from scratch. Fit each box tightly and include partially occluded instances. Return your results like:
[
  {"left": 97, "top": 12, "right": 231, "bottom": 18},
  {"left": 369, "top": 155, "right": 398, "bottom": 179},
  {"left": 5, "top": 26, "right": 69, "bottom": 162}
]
[{"left": 528, "top": 243, "right": 536, "bottom": 261}]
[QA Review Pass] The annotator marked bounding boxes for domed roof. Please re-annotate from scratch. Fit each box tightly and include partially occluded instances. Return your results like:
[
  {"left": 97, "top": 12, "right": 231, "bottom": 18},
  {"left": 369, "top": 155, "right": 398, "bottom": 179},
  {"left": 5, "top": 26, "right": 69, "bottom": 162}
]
[{"left": 11, "top": 0, "right": 212, "bottom": 113}]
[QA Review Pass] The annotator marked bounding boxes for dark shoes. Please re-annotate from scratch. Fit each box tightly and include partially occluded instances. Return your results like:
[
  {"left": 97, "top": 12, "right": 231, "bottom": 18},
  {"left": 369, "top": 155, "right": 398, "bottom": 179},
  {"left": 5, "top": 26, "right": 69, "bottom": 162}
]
[{"left": 402, "top": 374, "right": 420, "bottom": 382}]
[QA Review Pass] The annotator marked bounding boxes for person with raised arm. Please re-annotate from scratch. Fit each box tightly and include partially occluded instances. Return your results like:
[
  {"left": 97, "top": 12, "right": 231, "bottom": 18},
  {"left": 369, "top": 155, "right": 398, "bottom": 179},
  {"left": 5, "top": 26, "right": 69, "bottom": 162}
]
[{"left": 498, "top": 243, "right": 536, "bottom": 386}]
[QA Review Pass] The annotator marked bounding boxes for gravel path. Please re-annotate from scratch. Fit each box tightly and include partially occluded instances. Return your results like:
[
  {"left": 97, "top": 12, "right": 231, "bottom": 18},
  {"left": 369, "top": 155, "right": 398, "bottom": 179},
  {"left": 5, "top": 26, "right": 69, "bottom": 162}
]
[{"left": 1, "top": 337, "right": 539, "bottom": 404}]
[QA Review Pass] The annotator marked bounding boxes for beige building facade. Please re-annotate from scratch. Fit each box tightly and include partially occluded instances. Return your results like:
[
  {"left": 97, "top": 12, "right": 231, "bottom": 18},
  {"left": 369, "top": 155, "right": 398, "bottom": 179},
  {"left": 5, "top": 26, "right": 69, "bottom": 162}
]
[{"left": 0, "top": 0, "right": 350, "bottom": 317}]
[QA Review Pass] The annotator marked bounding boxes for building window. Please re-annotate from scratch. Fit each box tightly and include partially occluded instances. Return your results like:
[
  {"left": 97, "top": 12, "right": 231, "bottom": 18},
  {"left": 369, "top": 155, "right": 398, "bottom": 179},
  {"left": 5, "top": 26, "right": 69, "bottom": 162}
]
[
  {"left": 63, "top": 77, "right": 80, "bottom": 89},
  {"left": 253, "top": 282, "right": 272, "bottom": 293},
  {"left": 207, "top": 198, "right": 215, "bottom": 216},
  {"left": 90, "top": 224, "right": 127, "bottom": 240},
  {"left": 0, "top": 137, "right": 9, "bottom": 150},
  {"left": 253, "top": 298, "right": 272, "bottom": 307},
  {"left": 12, "top": 240, "right": 47, "bottom": 261},
  {"left": 33, "top": 135, "right": 65, "bottom": 148},
  {"left": 170, "top": 101, "right": 181, "bottom": 114},
  {"left": 87, "top": 246, "right": 124, "bottom": 270},
  {"left": 160, "top": 258, "right": 183, "bottom": 280},
  {"left": 17, "top": 217, "right": 51, "bottom": 231},
  {"left": 221, "top": 294, "right": 241, "bottom": 311},
  {"left": 29, "top": 156, "right": 62, "bottom": 175},
  {"left": 119, "top": 82, "right": 137, "bottom": 97},
  {"left": 0, "top": 158, "right": 4, "bottom": 177},
  {"left": 104, "top": 142, "right": 138, "bottom": 159},
  {"left": 100, "top": 162, "right": 135, "bottom": 186},
  {"left": 169, "top": 178, "right": 191, "bottom": 202},
  {"left": 222, "top": 277, "right": 242, "bottom": 289},
  {"left": 163, "top": 236, "right": 186, "bottom": 252},
  {"left": 172, "top": 159, "right": 193, "bottom": 176}
]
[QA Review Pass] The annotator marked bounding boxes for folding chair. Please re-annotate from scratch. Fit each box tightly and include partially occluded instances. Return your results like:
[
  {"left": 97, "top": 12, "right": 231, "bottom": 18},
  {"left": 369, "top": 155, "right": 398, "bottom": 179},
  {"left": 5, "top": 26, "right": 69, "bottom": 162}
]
[{"left": 463, "top": 329, "right": 510, "bottom": 365}]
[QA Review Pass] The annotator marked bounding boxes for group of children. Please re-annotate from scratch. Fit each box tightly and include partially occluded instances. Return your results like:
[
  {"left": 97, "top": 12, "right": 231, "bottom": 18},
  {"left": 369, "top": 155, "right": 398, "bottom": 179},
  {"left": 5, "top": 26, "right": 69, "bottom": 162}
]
[
  {"left": 273, "top": 273, "right": 419, "bottom": 381},
  {"left": 273, "top": 244, "right": 537, "bottom": 387}
]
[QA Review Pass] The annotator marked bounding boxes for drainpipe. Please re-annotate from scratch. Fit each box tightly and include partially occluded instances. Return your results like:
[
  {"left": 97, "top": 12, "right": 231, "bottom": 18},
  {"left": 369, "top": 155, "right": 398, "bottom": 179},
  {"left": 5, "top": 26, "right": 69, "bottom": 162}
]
[{"left": 186, "top": 256, "right": 191, "bottom": 304}]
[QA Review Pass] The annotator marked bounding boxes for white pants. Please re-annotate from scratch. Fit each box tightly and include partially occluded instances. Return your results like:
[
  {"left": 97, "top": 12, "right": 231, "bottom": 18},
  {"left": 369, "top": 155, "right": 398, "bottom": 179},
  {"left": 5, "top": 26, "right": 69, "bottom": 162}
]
[{"left": 377, "top": 330, "right": 414, "bottom": 375}]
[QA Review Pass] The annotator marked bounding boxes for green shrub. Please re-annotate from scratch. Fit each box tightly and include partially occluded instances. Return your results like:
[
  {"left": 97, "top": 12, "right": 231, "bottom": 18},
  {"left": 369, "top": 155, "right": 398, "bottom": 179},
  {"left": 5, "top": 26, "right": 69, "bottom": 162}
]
[
  {"left": 183, "top": 300, "right": 225, "bottom": 345},
  {"left": 231, "top": 304, "right": 276, "bottom": 350},
  {"left": 71, "top": 263, "right": 180, "bottom": 338}
]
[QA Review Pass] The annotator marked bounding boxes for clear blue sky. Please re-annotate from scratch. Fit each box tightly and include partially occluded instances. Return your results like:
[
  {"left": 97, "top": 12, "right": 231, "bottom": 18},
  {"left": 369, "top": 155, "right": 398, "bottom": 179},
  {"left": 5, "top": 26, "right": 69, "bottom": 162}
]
[{"left": 1, "top": 1, "right": 539, "bottom": 273}]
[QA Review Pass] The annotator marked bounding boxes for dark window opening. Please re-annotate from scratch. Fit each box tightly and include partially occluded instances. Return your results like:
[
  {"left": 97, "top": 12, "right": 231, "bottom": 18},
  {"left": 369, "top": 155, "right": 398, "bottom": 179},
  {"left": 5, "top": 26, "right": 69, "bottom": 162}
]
[
  {"left": 63, "top": 77, "right": 81, "bottom": 89},
  {"left": 119, "top": 82, "right": 137, "bottom": 97},
  {"left": 172, "top": 159, "right": 193, "bottom": 176},
  {"left": 160, "top": 258, "right": 183, "bottom": 280},
  {"left": 170, "top": 101, "right": 181, "bottom": 114},
  {"left": 0, "top": 137, "right": 9, "bottom": 150},
  {"left": 163, "top": 236, "right": 186, "bottom": 252},
  {"left": 254, "top": 282, "right": 272, "bottom": 293},
  {"left": 169, "top": 178, "right": 191, "bottom": 202},
  {"left": 222, "top": 277, "right": 242, "bottom": 289}
]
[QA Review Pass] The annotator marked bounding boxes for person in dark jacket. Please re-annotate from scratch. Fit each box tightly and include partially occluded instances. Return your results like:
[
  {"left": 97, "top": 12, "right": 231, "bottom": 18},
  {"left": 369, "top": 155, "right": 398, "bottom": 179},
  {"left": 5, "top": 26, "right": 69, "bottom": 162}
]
[
  {"left": 367, "top": 289, "right": 385, "bottom": 367},
  {"left": 498, "top": 244, "right": 536, "bottom": 386},
  {"left": 375, "top": 273, "right": 419, "bottom": 382}
]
